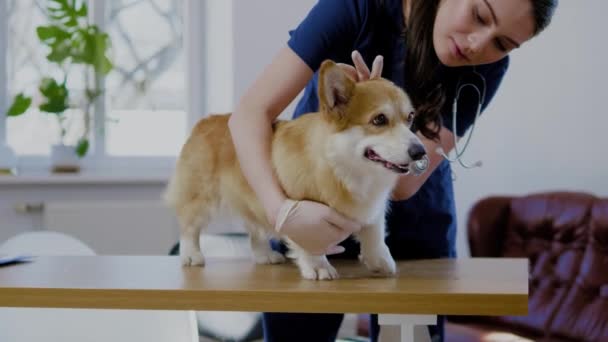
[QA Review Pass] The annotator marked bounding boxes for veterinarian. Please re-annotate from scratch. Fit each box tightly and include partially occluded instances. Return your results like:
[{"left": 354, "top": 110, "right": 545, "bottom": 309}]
[{"left": 228, "top": 0, "right": 558, "bottom": 341}]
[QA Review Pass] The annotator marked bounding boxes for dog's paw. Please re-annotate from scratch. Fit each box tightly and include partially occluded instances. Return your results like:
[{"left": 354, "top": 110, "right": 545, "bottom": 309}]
[
  {"left": 254, "top": 250, "right": 286, "bottom": 265},
  {"left": 299, "top": 262, "right": 339, "bottom": 280},
  {"left": 360, "top": 247, "right": 396, "bottom": 276},
  {"left": 181, "top": 251, "right": 205, "bottom": 266}
]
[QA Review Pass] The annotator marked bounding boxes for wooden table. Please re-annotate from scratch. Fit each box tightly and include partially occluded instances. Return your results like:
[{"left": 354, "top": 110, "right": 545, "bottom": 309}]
[{"left": 0, "top": 256, "right": 528, "bottom": 341}]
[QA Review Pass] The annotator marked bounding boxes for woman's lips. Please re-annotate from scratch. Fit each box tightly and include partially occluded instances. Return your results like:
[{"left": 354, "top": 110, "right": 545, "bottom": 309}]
[{"left": 449, "top": 38, "right": 469, "bottom": 61}]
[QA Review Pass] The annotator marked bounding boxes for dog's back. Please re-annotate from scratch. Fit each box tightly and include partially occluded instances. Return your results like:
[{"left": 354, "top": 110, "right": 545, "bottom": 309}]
[
  {"left": 163, "top": 115, "right": 229, "bottom": 214},
  {"left": 164, "top": 112, "right": 331, "bottom": 231}
]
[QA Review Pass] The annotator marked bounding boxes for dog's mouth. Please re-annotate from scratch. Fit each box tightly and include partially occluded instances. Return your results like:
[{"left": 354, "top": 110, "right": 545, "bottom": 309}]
[{"left": 364, "top": 148, "right": 409, "bottom": 174}]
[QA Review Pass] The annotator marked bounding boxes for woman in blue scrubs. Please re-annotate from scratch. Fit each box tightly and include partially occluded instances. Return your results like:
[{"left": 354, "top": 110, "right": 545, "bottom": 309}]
[{"left": 228, "top": 0, "right": 558, "bottom": 341}]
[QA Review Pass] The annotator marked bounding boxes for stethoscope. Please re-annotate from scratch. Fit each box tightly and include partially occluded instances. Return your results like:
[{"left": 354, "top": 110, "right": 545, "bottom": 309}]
[{"left": 411, "top": 67, "right": 486, "bottom": 176}]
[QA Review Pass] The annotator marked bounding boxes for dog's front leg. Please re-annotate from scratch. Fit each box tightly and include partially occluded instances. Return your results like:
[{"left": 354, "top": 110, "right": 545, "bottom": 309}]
[
  {"left": 355, "top": 218, "right": 397, "bottom": 276},
  {"left": 287, "top": 242, "right": 339, "bottom": 280}
]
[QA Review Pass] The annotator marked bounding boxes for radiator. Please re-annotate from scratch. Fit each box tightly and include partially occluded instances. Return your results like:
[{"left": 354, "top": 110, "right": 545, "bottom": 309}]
[
  {"left": 42, "top": 200, "right": 248, "bottom": 255},
  {"left": 43, "top": 200, "right": 180, "bottom": 255}
]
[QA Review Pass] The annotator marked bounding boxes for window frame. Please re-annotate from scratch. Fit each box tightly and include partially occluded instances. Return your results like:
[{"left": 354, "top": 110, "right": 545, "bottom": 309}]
[{"left": 0, "top": 0, "right": 206, "bottom": 175}]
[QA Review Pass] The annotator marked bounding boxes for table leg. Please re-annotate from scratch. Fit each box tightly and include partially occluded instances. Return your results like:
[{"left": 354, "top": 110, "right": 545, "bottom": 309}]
[{"left": 378, "top": 314, "right": 437, "bottom": 342}]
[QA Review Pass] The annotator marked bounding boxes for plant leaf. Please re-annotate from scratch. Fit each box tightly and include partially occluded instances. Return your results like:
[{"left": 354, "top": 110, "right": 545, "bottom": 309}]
[
  {"left": 46, "top": 0, "right": 87, "bottom": 28},
  {"left": 6, "top": 93, "right": 32, "bottom": 117},
  {"left": 71, "top": 26, "right": 113, "bottom": 74},
  {"left": 36, "top": 25, "right": 69, "bottom": 41},
  {"left": 75, "top": 138, "right": 89, "bottom": 157},
  {"left": 85, "top": 88, "right": 103, "bottom": 102},
  {"left": 37, "top": 25, "right": 72, "bottom": 63},
  {"left": 38, "top": 77, "right": 70, "bottom": 114}
]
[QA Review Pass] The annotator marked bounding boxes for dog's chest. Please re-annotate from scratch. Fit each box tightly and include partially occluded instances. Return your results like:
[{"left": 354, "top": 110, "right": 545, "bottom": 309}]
[
  {"left": 330, "top": 170, "right": 395, "bottom": 225},
  {"left": 335, "top": 188, "right": 391, "bottom": 225}
]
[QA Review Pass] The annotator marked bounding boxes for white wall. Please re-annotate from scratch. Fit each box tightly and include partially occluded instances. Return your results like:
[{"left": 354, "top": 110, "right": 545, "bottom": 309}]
[
  {"left": 202, "top": 0, "right": 234, "bottom": 115},
  {"left": 232, "top": 0, "right": 316, "bottom": 118},
  {"left": 453, "top": 1, "right": 608, "bottom": 255}
]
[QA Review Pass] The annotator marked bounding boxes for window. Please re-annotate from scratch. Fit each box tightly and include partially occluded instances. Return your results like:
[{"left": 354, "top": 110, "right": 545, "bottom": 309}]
[
  {"left": 1, "top": 0, "right": 204, "bottom": 171},
  {"left": 6, "top": 0, "right": 56, "bottom": 155},
  {"left": 104, "top": 0, "right": 186, "bottom": 156}
]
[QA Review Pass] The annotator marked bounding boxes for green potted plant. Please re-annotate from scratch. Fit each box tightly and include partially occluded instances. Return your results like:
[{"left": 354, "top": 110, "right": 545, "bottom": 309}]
[{"left": 6, "top": 0, "right": 113, "bottom": 173}]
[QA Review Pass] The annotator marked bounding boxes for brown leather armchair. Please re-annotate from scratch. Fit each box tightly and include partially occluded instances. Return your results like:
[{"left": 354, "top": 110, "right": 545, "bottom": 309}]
[{"left": 446, "top": 191, "right": 608, "bottom": 341}]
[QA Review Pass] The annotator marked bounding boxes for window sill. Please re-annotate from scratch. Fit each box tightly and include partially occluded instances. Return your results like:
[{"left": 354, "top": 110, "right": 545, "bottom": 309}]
[
  {"left": 0, "top": 168, "right": 171, "bottom": 186},
  {"left": 1, "top": 156, "right": 176, "bottom": 186}
]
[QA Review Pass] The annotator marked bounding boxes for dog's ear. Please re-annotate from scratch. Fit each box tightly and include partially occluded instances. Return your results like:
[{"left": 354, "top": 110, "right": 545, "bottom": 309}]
[{"left": 318, "top": 60, "right": 355, "bottom": 117}]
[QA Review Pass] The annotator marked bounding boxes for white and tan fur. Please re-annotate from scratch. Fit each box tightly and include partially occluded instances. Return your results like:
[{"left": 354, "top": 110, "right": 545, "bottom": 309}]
[{"left": 163, "top": 60, "right": 425, "bottom": 280}]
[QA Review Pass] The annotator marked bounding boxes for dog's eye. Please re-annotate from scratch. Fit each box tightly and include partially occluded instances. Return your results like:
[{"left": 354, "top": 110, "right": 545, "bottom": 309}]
[
  {"left": 371, "top": 114, "right": 388, "bottom": 126},
  {"left": 407, "top": 111, "right": 415, "bottom": 123}
]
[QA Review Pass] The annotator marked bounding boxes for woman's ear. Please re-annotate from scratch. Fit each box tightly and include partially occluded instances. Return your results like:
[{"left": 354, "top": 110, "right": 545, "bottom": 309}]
[{"left": 318, "top": 60, "right": 355, "bottom": 116}]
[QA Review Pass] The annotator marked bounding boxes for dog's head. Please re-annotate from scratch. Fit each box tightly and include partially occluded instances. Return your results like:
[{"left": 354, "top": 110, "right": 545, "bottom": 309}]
[{"left": 318, "top": 60, "right": 426, "bottom": 175}]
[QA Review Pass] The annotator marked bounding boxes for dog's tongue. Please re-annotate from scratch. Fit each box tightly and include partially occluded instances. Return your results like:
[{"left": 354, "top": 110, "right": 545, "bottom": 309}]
[
  {"left": 385, "top": 161, "right": 407, "bottom": 171},
  {"left": 381, "top": 158, "right": 401, "bottom": 169},
  {"left": 366, "top": 148, "right": 409, "bottom": 173}
]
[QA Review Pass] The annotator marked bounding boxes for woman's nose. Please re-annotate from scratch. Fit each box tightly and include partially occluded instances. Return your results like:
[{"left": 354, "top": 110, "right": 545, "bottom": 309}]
[{"left": 466, "top": 32, "right": 490, "bottom": 55}]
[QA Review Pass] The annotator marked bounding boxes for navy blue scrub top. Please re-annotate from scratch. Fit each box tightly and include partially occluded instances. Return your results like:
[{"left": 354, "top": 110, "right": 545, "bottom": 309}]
[{"left": 286, "top": 0, "right": 509, "bottom": 258}]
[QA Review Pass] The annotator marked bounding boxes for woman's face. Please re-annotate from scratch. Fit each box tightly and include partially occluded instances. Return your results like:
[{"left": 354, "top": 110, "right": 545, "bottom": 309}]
[{"left": 433, "top": 0, "right": 537, "bottom": 67}]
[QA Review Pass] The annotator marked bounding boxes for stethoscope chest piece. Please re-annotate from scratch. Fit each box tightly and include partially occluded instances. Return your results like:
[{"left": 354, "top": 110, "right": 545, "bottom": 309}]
[{"left": 411, "top": 155, "right": 430, "bottom": 176}]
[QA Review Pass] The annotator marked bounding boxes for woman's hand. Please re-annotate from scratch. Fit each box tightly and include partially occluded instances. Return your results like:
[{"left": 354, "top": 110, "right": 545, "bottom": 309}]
[
  {"left": 337, "top": 50, "right": 384, "bottom": 82},
  {"left": 274, "top": 199, "right": 363, "bottom": 256}
]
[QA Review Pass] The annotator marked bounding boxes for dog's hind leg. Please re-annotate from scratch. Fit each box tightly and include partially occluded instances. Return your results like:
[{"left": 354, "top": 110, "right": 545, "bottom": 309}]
[
  {"left": 246, "top": 224, "right": 286, "bottom": 264},
  {"left": 176, "top": 197, "right": 218, "bottom": 267}
]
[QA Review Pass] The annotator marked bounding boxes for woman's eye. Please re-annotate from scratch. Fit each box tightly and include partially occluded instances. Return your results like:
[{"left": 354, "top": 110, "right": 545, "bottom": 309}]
[
  {"left": 474, "top": 6, "right": 486, "bottom": 25},
  {"left": 371, "top": 114, "right": 388, "bottom": 126},
  {"left": 495, "top": 39, "right": 507, "bottom": 52}
]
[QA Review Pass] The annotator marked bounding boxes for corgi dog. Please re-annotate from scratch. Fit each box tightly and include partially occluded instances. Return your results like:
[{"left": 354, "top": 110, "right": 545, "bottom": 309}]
[{"left": 163, "top": 60, "right": 427, "bottom": 280}]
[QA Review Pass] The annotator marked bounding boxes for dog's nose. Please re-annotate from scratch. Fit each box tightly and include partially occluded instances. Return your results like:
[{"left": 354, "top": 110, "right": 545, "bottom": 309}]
[{"left": 408, "top": 143, "right": 426, "bottom": 161}]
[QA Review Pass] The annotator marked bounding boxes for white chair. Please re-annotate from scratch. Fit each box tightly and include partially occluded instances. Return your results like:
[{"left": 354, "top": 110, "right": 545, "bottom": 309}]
[
  {"left": 0, "top": 231, "right": 199, "bottom": 342},
  {"left": 195, "top": 233, "right": 263, "bottom": 341},
  {"left": 0, "top": 231, "right": 95, "bottom": 256}
]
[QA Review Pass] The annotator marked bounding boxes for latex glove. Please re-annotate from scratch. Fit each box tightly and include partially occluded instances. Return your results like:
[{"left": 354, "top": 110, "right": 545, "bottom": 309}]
[
  {"left": 337, "top": 50, "right": 384, "bottom": 82},
  {"left": 274, "top": 199, "right": 363, "bottom": 256}
]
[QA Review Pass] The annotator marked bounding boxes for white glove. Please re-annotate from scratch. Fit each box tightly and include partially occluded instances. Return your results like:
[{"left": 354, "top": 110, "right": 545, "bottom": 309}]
[{"left": 274, "top": 199, "right": 362, "bottom": 255}]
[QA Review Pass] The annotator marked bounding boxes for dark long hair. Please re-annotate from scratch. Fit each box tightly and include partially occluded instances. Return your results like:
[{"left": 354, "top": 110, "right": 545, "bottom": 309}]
[{"left": 395, "top": 0, "right": 558, "bottom": 141}]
